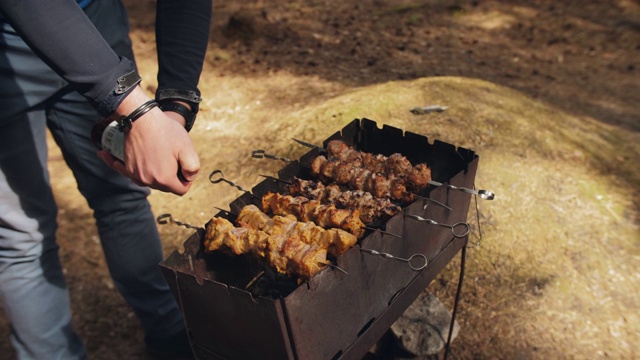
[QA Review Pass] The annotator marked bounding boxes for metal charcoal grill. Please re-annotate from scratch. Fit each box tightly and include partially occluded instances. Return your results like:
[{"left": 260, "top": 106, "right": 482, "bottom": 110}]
[{"left": 160, "top": 118, "right": 480, "bottom": 360}]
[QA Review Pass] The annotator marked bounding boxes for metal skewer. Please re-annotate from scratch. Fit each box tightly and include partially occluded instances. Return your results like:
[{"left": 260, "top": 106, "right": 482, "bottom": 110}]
[
  {"left": 289, "top": 140, "right": 495, "bottom": 201},
  {"left": 416, "top": 195, "right": 452, "bottom": 211},
  {"left": 292, "top": 138, "right": 321, "bottom": 150},
  {"left": 319, "top": 262, "right": 348, "bottom": 274},
  {"left": 427, "top": 180, "right": 495, "bottom": 200},
  {"left": 364, "top": 226, "right": 401, "bottom": 238},
  {"left": 260, "top": 173, "right": 448, "bottom": 215},
  {"left": 359, "top": 248, "right": 428, "bottom": 271},
  {"left": 259, "top": 174, "right": 402, "bottom": 238},
  {"left": 253, "top": 151, "right": 463, "bottom": 213},
  {"left": 251, "top": 149, "right": 295, "bottom": 163},
  {"left": 259, "top": 170, "right": 450, "bottom": 213},
  {"left": 244, "top": 271, "right": 265, "bottom": 290},
  {"left": 156, "top": 213, "right": 202, "bottom": 230},
  {"left": 209, "top": 170, "right": 261, "bottom": 200},
  {"left": 259, "top": 174, "right": 292, "bottom": 185},
  {"left": 213, "top": 208, "right": 349, "bottom": 275},
  {"left": 403, "top": 213, "right": 470, "bottom": 238}
]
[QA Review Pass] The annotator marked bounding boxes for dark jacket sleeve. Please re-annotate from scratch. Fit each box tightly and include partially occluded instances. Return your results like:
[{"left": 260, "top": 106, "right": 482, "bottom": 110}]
[
  {"left": 0, "top": 0, "right": 212, "bottom": 116},
  {"left": 0, "top": 0, "right": 136, "bottom": 117},
  {"left": 155, "top": 0, "right": 212, "bottom": 101}
]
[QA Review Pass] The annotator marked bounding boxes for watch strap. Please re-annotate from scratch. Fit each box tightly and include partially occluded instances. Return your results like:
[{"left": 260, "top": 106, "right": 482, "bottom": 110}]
[
  {"left": 159, "top": 101, "right": 197, "bottom": 132},
  {"left": 156, "top": 89, "right": 201, "bottom": 114}
]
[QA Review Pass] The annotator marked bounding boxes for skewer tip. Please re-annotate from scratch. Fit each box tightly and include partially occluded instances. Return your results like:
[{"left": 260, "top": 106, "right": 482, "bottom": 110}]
[
  {"left": 320, "top": 262, "right": 348, "bottom": 275},
  {"left": 363, "top": 226, "right": 402, "bottom": 238}
]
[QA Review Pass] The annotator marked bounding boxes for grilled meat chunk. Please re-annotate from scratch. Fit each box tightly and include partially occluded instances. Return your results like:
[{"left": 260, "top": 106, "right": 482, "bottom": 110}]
[
  {"left": 204, "top": 217, "right": 270, "bottom": 257},
  {"left": 237, "top": 205, "right": 356, "bottom": 257},
  {"left": 288, "top": 179, "right": 402, "bottom": 224},
  {"left": 204, "top": 217, "right": 328, "bottom": 280},
  {"left": 262, "top": 192, "right": 365, "bottom": 238},
  {"left": 313, "top": 140, "right": 432, "bottom": 198}
]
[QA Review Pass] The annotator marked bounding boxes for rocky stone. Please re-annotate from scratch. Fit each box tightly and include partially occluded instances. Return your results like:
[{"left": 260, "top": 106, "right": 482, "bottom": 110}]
[{"left": 390, "top": 291, "right": 460, "bottom": 357}]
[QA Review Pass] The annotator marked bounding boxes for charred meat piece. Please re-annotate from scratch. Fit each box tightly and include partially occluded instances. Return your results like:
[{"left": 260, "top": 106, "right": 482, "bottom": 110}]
[
  {"left": 203, "top": 217, "right": 270, "bottom": 258},
  {"left": 386, "top": 153, "right": 413, "bottom": 177},
  {"left": 314, "top": 140, "right": 432, "bottom": 195},
  {"left": 262, "top": 192, "right": 365, "bottom": 238},
  {"left": 325, "top": 140, "right": 352, "bottom": 160},
  {"left": 204, "top": 217, "right": 327, "bottom": 280},
  {"left": 407, "top": 163, "right": 431, "bottom": 190},
  {"left": 237, "top": 205, "right": 357, "bottom": 257},
  {"left": 312, "top": 160, "right": 409, "bottom": 201},
  {"left": 310, "top": 155, "right": 327, "bottom": 177},
  {"left": 268, "top": 234, "right": 327, "bottom": 280},
  {"left": 288, "top": 179, "right": 402, "bottom": 224}
]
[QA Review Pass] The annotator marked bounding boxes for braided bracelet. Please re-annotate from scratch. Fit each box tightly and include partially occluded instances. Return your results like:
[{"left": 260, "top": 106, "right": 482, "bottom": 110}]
[{"left": 117, "top": 100, "right": 159, "bottom": 132}]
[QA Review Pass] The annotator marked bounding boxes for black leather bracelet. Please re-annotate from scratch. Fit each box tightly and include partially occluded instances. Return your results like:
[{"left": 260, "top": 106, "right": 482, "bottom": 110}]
[
  {"left": 159, "top": 101, "right": 197, "bottom": 132},
  {"left": 117, "top": 100, "right": 159, "bottom": 133}
]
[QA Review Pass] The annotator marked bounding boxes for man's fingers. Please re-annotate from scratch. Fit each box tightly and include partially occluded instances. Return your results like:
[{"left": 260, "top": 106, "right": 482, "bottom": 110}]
[
  {"left": 97, "top": 150, "right": 162, "bottom": 191},
  {"left": 178, "top": 149, "right": 200, "bottom": 183},
  {"left": 97, "top": 150, "right": 115, "bottom": 167},
  {"left": 178, "top": 166, "right": 199, "bottom": 183},
  {"left": 97, "top": 116, "right": 198, "bottom": 196}
]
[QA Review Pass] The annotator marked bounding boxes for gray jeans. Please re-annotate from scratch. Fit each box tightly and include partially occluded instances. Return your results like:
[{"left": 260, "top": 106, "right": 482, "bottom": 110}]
[{"left": 0, "top": 1, "right": 185, "bottom": 358}]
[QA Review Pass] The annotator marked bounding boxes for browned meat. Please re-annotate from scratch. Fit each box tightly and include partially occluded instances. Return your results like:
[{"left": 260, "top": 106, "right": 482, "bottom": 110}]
[
  {"left": 204, "top": 205, "right": 356, "bottom": 280},
  {"left": 389, "top": 176, "right": 407, "bottom": 200},
  {"left": 407, "top": 163, "right": 432, "bottom": 190},
  {"left": 320, "top": 158, "right": 339, "bottom": 181},
  {"left": 310, "top": 155, "right": 327, "bottom": 175},
  {"left": 204, "top": 217, "right": 327, "bottom": 280},
  {"left": 288, "top": 178, "right": 402, "bottom": 224},
  {"left": 310, "top": 140, "right": 432, "bottom": 197},
  {"left": 387, "top": 153, "right": 413, "bottom": 177},
  {"left": 333, "top": 161, "right": 352, "bottom": 185},
  {"left": 239, "top": 205, "right": 357, "bottom": 257},
  {"left": 325, "top": 140, "right": 352, "bottom": 159},
  {"left": 262, "top": 192, "right": 365, "bottom": 239},
  {"left": 350, "top": 168, "right": 370, "bottom": 190}
]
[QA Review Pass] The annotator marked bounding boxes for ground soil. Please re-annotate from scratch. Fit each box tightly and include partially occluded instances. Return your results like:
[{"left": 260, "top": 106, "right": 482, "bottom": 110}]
[{"left": 1, "top": 0, "right": 638, "bottom": 359}]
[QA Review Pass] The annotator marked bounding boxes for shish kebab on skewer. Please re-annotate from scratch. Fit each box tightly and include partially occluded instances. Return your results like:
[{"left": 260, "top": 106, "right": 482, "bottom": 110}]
[
  {"left": 262, "top": 191, "right": 366, "bottom": 238},
  {"left": 204, "top": 205, "right": 357, "bottom": 280},
  {"left": 208, "top": 170, "right": 402, "bottom": 237},
  {"left": 310, "top": 140, "right": 432, "bottom": 202},
  {"left": 253, "top": 139, "right": 494, "bottom": 200},
  {"left": 204, "top": 216, "right": 327, "bottom": 281},
  {"left": 236, "top": 204, "right": 357, "bottom": 257},
  {"left": 297, "top": 139, "right": 494, "bottom": 200},
  {"left": 262, "top": 176, "right": 404, "bottom": 224},
  {"left": 251, "top": 141, "right": 431, "bottom": 202}
]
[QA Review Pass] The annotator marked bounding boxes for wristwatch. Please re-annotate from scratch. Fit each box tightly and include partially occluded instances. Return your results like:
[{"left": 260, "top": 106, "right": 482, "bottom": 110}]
[
  {"left": 156, "top": 89, "right": 201, "bottom": 132},
  {"left": 159, "top": 101, "right": 197, "bottom": 132}
]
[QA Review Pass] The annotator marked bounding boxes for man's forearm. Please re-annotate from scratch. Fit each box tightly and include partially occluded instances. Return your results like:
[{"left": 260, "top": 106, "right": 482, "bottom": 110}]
[{"left": 0, "top": 0, "right": 135, "bottom": 117}]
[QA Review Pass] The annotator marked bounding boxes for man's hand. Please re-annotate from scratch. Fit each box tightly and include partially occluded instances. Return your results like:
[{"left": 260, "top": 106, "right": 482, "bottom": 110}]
[{"left": 97, "top": 86, "right": 200, "bottom": 195}]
